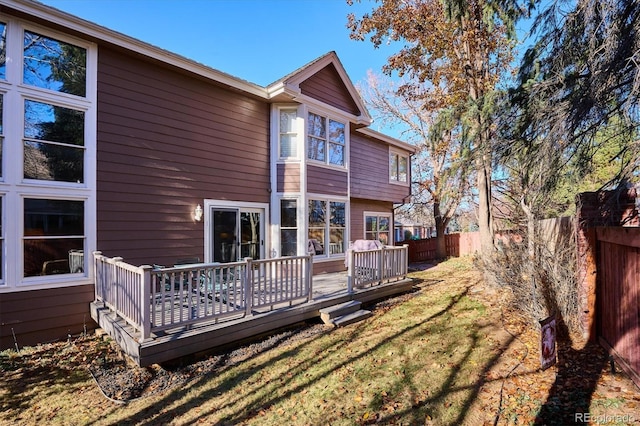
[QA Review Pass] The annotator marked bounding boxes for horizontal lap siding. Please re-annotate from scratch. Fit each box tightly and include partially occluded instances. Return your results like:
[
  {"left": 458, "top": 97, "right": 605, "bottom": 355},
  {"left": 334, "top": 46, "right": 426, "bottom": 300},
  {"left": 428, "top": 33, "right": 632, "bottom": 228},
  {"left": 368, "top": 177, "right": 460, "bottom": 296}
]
[
  {"left": 97, "top": 48, "right": 270, "bottom": 267},
  {"left": 277, "top": 163, "right": 301, "bottom": 193},
  {"left": 299, "top": 64, "right": 361, "bottom": 116},
  {"left": 0, "top": 285, "right": 96, "bottom": 350},
  {"left": 350, "top": 132, "right": 411, "bottom": 203},
  {"left": 350, "top": 199, "right": 394, "bottom": 241},
  {"left": 306, "top": 164, "right": 348, "bottom": 196}
]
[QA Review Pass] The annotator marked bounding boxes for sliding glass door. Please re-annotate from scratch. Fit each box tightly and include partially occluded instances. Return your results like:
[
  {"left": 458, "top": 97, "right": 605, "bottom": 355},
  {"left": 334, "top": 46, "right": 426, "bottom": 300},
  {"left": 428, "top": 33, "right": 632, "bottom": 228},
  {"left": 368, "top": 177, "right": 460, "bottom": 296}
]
[{"left": 211, "top": 207, "right": 264, "bottom": 263}]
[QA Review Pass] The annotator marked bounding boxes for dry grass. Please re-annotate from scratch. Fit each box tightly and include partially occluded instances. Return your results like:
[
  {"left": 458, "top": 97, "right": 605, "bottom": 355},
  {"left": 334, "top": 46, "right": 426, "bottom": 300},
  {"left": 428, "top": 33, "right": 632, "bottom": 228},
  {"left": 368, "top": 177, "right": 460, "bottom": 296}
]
[{"left": 2, "top": 257, "right": 639, "bottom": 425}]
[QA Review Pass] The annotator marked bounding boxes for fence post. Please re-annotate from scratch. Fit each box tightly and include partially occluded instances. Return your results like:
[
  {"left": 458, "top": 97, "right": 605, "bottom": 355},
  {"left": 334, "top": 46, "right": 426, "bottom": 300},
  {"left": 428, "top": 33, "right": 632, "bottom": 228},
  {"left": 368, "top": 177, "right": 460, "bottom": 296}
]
[
  {"left": 244, "top": 257, "right": 253, "bottom": 317},
  {"left": 140, "top": 265, "right": 152, "bottom": 341},
  {"left": 112, "top": 257, "right": 123, "bottom": 312}
]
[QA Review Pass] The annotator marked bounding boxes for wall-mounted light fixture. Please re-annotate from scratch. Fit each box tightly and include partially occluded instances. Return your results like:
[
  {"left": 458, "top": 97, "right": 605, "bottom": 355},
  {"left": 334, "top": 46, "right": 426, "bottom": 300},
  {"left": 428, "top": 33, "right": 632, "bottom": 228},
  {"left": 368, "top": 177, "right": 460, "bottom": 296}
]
[{"left": 194, "top": 204, "right": 203, "bottom": 222}]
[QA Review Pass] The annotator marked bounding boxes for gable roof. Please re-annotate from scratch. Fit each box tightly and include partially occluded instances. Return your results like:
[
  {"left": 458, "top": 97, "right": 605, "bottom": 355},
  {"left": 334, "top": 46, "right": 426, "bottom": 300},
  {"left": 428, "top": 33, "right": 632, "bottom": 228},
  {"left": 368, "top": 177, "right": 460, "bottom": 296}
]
[
  {"left": 5, "top": 1, "right": 375, "bottom": 127},
  {"left": 267, "top": 52, "right": 372, "bottom": 126}
]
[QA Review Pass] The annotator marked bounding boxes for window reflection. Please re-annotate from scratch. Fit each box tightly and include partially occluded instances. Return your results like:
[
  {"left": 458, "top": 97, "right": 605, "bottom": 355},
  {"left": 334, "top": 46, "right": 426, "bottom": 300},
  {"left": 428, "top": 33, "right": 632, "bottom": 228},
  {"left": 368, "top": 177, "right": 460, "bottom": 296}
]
[
  {"left": 0, "top": 94, "right": 3, "bottom": 178},
  {"left": 0, "top": 22, "right": 6, "bottom": 80},
  {"left": 23, "top": 100, "right": 85, "bottom": 182},
  {"left": 24, "top": 199, "right": 84, "bottom": 277},
  {"left": 23, "top": 31, "right": 86, "bottom": 97}
]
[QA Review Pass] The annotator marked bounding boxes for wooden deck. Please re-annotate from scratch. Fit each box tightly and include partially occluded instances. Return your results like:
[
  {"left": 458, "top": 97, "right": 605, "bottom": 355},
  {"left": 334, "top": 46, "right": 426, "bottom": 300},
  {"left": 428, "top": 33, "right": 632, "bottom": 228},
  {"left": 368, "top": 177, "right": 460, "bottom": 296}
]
[{"left": 91, "top": 270, "right": 414, "bottom": 367}]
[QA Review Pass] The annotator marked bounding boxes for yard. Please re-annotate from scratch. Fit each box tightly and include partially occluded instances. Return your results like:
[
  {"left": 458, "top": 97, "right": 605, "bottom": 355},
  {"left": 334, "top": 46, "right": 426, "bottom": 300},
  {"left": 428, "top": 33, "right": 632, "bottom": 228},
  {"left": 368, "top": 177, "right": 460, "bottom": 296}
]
[{"left": 2, "top": 258, "right": 639, "bottom": 425}]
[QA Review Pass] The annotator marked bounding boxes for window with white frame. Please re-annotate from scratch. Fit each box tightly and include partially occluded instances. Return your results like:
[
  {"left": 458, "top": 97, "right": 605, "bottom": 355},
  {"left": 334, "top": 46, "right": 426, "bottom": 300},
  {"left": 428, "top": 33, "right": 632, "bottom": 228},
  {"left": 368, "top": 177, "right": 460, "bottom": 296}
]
[
  {"left": 280, "top": 199, "right": 297, "bottom": 256},
  {"left": 308, "top": 199, "right": 345, "bottom": 256},
  {"left": 0, "top": 19, "right": 95, "bottom": 288},
  {"left": 279, "top": 108, "right": 298, "bottom": 159},
  {"left": 365, "top": 213, "right": 391, "bottom": 245},
  {"left": 390, "top": 150, "right": 408, "bottom": 183},
  {"left": 307, "top": 112, "right": 345, "bottom": 166}
]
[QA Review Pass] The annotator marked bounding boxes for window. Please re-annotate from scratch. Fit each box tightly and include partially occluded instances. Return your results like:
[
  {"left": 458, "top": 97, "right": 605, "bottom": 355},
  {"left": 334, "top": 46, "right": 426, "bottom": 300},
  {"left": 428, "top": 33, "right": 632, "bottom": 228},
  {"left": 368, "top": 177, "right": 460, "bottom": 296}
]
[
  {"left": 23, "top": 30, "right": 87, "bottom": 97},
  {"left": 279, "top": 109, "right": 298, "bottom": 158},
  {"left": 390, "top": 151, "right": 408, "bottom": 183},
  {"left": 307, "top": 112, "right": 345, "bottom": 166},
  {"left": 308, "top": 199, "right": 345, "bottom": 256},
  {"left": 280, "top": 199, "right": 297, "bottom": 256},
  {"left": 0, "top": 19, "right": 95, "bottom": 289},
  {"left": 24, "top": 199, "right": 84, "bottom": 277},
  {"left": 23, "top": 100, "right": 85, "bottom": 182},
  {"left": 366, "top": 213, "right": 391, "bottom": 245},
  {"left": 0, "top": 21, "right": 6, "bottom": 80}
]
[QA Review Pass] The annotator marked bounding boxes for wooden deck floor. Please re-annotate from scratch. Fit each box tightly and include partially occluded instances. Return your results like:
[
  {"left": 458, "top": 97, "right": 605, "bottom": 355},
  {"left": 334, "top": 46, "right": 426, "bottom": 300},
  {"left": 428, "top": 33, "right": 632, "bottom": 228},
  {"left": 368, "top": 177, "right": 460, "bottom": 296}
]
[{"left": 91, "top": 272, "right": 414, "bottom": 366}]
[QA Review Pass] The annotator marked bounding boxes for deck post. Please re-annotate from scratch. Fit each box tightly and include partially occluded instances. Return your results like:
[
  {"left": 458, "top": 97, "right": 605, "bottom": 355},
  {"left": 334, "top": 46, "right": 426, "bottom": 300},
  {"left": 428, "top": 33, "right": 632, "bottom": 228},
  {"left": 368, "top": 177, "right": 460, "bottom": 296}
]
[
  {"left": 378, "top": 247, "right": 385, "bottom": 284},
  {"left": 140, "top": 265, "right": 152, "bottom": 341},
  {"left": 347, "top": 249, "right": 354, "bottom": 294},
  {"left": 113, "top": 257, "right": 123, "bottom": 311},
  {"left": 402, "top": 244, "right": 409, "bottom": 277},
  {"left": 244, "top": 257, "right": 253, "bottom": 317},
  {"left": 307, "top": 254, "right": 314, "bottom": 302},
  {"left": 93, "top": 251, "right": 103, "bottom": 302}
]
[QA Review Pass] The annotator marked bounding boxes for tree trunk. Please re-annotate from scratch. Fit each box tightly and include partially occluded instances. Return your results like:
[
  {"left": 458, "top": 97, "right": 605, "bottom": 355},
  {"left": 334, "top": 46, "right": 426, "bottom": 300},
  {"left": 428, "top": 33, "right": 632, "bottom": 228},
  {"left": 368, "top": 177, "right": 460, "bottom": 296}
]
[
  {"left": 434, "top": 201, "right": 447, "bottom": 259},
  {"left": 476, "top": 137, "right": 494, "bottom": 257}
]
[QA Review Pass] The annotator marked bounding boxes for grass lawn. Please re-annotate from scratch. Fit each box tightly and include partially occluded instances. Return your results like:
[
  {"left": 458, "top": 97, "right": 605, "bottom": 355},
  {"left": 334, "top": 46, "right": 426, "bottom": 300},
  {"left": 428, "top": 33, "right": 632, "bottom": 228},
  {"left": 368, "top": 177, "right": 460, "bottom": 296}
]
[{"left": 2, "top": 257, "right": 639, "bottom": 425}]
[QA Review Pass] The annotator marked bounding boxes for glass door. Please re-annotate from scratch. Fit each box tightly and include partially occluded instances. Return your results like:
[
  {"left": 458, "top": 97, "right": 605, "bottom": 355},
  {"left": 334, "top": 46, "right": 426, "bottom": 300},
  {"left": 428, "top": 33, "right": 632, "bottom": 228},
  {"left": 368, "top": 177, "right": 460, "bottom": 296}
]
[{"left": 211, "top": 207, "right": 264, "bottom": 263}]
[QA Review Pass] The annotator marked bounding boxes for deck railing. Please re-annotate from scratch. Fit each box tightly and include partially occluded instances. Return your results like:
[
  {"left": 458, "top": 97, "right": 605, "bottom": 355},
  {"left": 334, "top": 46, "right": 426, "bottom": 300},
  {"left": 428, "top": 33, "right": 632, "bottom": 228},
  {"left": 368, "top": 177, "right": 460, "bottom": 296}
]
[
  {"left": 93, "top": 252, "right": 313, "bottom": 341},
  {"left": 347, "top": 245, "right": 409, "bottom": 291},
  {"left": 94, "top": 245, "right": 408, "bottom": 341}
]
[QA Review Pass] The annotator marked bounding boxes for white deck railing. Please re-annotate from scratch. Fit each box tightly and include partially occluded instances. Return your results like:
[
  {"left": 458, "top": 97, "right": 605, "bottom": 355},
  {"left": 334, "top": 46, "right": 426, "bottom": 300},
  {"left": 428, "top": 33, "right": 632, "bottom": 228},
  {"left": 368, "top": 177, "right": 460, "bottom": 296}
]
[
  {"left": 93, "top": 244, "right": 408, "bottom": 342},
  {"left": 347, "top": 245, "right": 409, "bottom": 291},
  {"left": 93, "top": 252, "right": 314, "bottom": 341}
]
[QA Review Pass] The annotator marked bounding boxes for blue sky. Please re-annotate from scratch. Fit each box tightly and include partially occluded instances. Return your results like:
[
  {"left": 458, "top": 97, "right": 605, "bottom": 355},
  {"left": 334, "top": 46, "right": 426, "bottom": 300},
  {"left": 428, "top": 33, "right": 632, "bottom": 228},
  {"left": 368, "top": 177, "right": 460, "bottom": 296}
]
[{"left": 40, "top": 0, "right": 397, "bottom": 88}]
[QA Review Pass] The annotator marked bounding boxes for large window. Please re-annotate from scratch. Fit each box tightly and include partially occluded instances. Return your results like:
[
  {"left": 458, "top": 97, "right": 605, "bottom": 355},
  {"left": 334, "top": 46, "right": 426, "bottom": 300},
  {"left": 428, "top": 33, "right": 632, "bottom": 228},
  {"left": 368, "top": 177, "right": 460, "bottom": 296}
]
[
  {"left": 307, "top": 112, "right": 345, "bottom": 166},
  {"left": 308, "top": 199, "right": 346, "bottom": 256},
  {"left": 0, "top": 19, "right": 95, "bottom": 289},
  {"left": 280, "top": 199, "right": 297, "bottom": 256},
  {"left": 24, "top": 199, "right": 84, "bottom": 277},
  {"left": 366, "top": 213, "right": 391, "bottom": 245},
  {"left": 390, "top": 151, "right": 408, "bottom": 183}
]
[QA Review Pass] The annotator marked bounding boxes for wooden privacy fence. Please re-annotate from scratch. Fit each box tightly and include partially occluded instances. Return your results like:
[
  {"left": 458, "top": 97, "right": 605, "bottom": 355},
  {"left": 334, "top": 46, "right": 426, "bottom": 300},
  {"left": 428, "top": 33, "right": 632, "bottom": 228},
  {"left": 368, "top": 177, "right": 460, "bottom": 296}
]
[
  {"left": 596, "top": 227, "right": 640, "bottom": 386},
  {"left": 399, "top": 232, "right": 480, "bottom": 262}
]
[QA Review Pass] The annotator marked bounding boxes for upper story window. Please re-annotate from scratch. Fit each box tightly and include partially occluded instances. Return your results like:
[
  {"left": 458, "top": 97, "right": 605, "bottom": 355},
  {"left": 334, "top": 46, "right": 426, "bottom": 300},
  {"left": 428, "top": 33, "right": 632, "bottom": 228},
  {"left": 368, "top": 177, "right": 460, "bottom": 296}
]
[
  {"left": 279, "top": 109, "right": 298, "bottom": 158},
  {"left": 307, "top": 112, "right": 345, "bottom": 166},
  {"left": 390, "top": 150, "right": 408, "bottom": 184},
  {"left": 0, "top": 22, "right": 6, "bottom": 80},
  {"left": 23, "top": 30, "right": 87, "bottom": 97},
  {"left": 23, "top": 99, "right": 85, "bottom": 183}
]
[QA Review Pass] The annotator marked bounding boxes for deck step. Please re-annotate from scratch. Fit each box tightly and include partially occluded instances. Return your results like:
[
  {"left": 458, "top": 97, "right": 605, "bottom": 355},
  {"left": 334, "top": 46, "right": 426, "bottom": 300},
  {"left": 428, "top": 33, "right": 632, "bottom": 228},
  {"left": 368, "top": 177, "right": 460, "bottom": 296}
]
[
  {"left": 332, "top": 309, "right": 373, "bottom": 327},
  {"left": 319, "top": 300, "right": 362, "bottom": 324}
]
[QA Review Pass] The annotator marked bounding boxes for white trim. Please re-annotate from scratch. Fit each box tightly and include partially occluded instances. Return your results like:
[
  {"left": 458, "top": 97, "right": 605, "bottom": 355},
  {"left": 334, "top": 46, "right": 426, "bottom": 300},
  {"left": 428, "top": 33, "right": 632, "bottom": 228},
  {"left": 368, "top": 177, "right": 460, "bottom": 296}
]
[
  {"left": 389, "top": 148, "right": 410, "bottom": 187},
  {"left": 363, "top": 211, "right": 394, "bottom": 245},
  {"left": 0, "top": 16, "right": 97, "bottom": 291},
  {"left": 357, "top": 127, "right": 416, "bottom": 153},
  {"left": 5, "top": 0, "right": 268, "bottom": 99},
  {"left": 203, "top": 199, "right": 270, "bottom": 263}
]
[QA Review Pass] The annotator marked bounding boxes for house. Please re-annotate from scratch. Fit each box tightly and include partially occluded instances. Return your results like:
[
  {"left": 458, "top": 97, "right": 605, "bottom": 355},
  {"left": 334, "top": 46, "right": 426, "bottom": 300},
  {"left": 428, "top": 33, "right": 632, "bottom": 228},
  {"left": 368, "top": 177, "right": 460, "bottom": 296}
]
[{"left": 0, "top": 0, "right": 415, "bottom": 351}]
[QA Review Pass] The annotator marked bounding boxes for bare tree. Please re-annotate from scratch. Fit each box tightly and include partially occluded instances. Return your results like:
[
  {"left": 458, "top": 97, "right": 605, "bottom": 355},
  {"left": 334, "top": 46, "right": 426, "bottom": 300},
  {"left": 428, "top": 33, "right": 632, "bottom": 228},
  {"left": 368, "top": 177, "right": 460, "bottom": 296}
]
[{"left": 360, "top": 72, "right": 471, "bottom": 257}]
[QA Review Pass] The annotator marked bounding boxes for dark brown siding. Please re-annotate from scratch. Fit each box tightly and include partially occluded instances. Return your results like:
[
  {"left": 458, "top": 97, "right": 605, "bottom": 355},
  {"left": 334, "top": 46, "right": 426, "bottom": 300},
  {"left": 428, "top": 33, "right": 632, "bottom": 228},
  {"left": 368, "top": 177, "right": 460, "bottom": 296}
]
[
  {"left": 299, "top": 64, "right": 361, "bottom": 116},
  {"left": 97, "top": 47, "right": 270, "bottom": 267},
  {"left": 350, "top": 131, "right": 411, "bottom": 203},
  {"left": 350, "top": 199, "right": 394, "bottom": 241},
  {"left": 307, "top": 164, "right": 348, "bottom": 196},
  {"left": 0, "top": 285, "right": 96, "bottom": 350},
  {"left": 277, "top": 163, "right": 301, "bottom": 193}
]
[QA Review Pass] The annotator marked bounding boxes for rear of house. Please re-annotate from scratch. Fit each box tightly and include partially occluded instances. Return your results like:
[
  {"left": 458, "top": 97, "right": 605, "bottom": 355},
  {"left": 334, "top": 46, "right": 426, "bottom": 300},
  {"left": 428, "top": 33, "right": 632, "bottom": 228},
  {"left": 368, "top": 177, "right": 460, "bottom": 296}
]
[{"left": 0, "top": 0, "right": 414, "bottom": 350}]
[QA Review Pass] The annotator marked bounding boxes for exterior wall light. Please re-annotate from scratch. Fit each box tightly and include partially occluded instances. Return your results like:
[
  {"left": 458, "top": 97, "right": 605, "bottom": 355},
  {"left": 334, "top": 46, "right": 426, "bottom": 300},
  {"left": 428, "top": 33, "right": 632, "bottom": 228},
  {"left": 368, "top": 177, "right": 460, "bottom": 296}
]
[{"left": 194, "top": 204, "right": 203, "bottom": 222}]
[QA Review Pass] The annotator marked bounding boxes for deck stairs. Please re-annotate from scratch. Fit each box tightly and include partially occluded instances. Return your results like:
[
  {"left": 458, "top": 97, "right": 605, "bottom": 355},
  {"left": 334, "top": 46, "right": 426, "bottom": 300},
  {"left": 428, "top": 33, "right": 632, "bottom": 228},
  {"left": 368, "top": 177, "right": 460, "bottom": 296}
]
[{"left": 319, "top": 300, "right": 372, "bottom": 327}]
